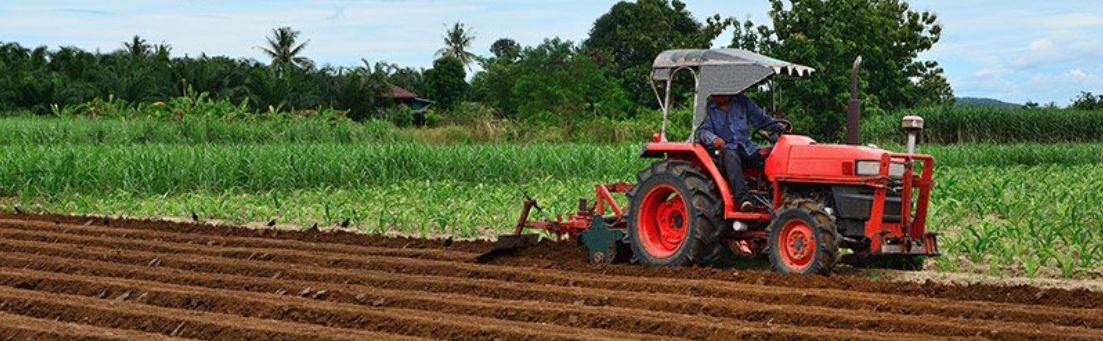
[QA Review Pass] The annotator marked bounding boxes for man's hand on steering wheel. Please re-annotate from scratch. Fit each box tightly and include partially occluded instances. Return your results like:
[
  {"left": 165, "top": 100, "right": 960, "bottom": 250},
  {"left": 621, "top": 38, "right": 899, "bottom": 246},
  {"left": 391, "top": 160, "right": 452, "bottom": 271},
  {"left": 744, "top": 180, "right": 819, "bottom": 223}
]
[
  {"left": 754, "top": 119, "right": 792, "bottom": 144},
  {"left": 712, "top": 137, "right": 725, "bottom": 150},
  {"left": 777, "top": 119, "right": 793, "bottom": 133}
]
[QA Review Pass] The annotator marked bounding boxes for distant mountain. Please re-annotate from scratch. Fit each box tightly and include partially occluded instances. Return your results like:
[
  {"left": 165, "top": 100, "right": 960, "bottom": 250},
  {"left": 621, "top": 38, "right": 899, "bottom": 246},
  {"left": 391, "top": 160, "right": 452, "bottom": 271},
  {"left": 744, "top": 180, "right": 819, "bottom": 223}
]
[{"left": 955, "top": 97, "right": 1021, "bottom": 108}]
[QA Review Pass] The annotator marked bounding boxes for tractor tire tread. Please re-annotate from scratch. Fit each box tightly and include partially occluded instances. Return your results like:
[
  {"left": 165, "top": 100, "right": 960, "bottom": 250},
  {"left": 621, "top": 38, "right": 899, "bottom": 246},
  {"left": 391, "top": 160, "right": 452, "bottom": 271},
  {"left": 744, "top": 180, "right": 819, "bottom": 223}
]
[{"left": 627, "top": 159, "right": 725, "bottom": 267}]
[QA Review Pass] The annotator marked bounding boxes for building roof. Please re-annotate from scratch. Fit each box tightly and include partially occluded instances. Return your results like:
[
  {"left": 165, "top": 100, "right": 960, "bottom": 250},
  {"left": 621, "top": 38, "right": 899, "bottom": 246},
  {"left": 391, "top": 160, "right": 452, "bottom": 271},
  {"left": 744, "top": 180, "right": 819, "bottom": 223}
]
[{"left": 386, "top": 84, "right": 418, "bottom": 99}]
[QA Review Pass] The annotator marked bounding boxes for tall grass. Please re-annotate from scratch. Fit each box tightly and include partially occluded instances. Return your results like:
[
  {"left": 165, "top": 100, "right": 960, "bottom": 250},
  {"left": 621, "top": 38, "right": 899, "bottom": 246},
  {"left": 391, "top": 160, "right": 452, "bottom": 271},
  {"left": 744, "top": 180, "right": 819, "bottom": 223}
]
[
  {"left": 0, "top": 142, "right": 1098, "bottom": 198},
  {"left": 864, "top": 106, "right": 1103, "bottom": 143}
]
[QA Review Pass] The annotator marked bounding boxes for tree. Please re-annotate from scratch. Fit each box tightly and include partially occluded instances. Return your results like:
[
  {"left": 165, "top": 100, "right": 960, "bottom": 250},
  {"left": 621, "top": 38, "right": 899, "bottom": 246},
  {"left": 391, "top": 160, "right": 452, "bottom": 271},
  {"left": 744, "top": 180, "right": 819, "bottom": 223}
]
[
  {"left": 1070, "top": 91, "right": 1103, "bottom": 110},
  {"left": 424, "top": 56, "right": 468, "bottom": 110},
  {"left": 259, "top": 27, "right": 311, "bottom": 75},
  {"left": 512, "top": 38, "right": 630, "bottom": 123},
  {"left": 732, "top": 0, "right": 952, "bottom": 140},
  {"left": 471, "top": 58, "right": 518, "bottom": 117},
  {"left": 489, "top": 38, "right": 521, "bottom": 62},
  {"left": 584, "top": 0, "right": 731, "bottom": 105},
  {"left": 437, "top": 22, "right": 476, "bottom": 69},
  {"left": 123, "top": 35, "right": 151, "bottom": 58}
]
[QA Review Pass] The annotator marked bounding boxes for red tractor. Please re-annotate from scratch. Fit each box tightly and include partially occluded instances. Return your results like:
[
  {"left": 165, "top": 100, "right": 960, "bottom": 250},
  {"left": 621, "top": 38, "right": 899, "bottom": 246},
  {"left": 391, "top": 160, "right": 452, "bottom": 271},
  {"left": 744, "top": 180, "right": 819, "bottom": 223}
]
[{"left": 483, "top": 49, "right": 938, "bottom": 275}]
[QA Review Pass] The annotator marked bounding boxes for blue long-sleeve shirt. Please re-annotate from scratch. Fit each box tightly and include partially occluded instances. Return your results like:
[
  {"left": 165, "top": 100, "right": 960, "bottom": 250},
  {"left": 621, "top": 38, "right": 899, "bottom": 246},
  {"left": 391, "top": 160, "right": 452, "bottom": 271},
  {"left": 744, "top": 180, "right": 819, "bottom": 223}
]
[{"left": 697, "top": 94, "right": 778, "bottom": 159}]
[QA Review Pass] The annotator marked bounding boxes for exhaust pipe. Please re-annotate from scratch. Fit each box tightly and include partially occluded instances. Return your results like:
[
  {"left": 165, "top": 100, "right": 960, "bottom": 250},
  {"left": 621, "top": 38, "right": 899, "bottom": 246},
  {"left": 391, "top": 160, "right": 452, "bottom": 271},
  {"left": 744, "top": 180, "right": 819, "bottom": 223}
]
[{"left": 846, "top": 56, "right": 863, "bottom": 145}]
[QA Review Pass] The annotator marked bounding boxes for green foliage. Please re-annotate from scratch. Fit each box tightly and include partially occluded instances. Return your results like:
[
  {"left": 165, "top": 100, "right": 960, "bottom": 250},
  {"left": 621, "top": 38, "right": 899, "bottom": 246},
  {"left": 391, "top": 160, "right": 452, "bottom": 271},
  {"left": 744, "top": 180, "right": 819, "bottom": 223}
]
[
  {"left": 259, "top": 26, "right": 312, "bottom": 75},
  {"left": 1070, "top": 91, "right": 1103, "bottom": 110},
  {"left": 437, "top": 22, "right": 477, "bottom": 69},
  {"left": 425, "top": 56, "right": 468, "bottom": 110},
  {"left": 584, "top": 0, "right": 730, "bottom": 106},
  {"left": 933, "top": 165, "right": 1103, "bottom": 278},
  {"left": 511, "top": 39, "right": 631, "bottom": 124},
  {"left": 471, "top": 56, "right": 519, "bottom": 118},
  {"left": 734, "top": 0, "right": 952, "bottom": 140},
  {"left": 864, "top": 106, "right": 1103, "bottom": 143},
  {"left": 489, "top": 38, "right": 521, "bottom": 62},
  {"left": 0, "top": 29, "right": 423, "bottom": 123}
]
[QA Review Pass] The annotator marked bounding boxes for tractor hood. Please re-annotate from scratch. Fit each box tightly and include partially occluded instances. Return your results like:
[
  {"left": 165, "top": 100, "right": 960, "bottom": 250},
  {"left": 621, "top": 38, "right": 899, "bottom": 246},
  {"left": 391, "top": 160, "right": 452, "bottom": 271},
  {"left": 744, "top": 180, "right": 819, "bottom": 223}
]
[{"left": 766, "top": 135, "right": 892, "bottom": 181}]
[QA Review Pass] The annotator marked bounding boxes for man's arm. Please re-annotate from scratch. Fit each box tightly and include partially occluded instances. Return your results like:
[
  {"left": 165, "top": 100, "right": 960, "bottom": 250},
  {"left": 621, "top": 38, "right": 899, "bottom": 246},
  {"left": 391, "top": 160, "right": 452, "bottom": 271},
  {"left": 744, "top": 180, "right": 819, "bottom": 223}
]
[
  {"left": 742, "top": 95, "right": 780, "bottom": 133},
  {"left": 698, "top": 113, "right": 720, "bottom": 146}
]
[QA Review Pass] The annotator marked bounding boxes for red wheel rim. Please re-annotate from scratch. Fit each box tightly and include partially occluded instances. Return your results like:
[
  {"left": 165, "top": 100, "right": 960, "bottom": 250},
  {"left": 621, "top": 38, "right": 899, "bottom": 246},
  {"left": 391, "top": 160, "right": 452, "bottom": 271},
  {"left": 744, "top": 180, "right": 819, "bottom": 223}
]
[
  {"left": 637, "top": 184, "right": 688, "bottom": 258},
  {"left": 778, "top": 220, "right": 815, "bottom": 270}
]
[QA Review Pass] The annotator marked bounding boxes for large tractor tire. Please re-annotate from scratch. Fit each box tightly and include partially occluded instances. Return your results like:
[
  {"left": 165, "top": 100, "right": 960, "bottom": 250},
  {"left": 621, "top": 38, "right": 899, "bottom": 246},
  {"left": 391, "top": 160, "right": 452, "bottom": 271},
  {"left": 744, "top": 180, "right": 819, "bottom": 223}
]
[
  {"left": 626, "top": 160, "right": 725, "bottom": 267},
  {"left": 767, "top": 198, "right": 841, "bottom": 275}
]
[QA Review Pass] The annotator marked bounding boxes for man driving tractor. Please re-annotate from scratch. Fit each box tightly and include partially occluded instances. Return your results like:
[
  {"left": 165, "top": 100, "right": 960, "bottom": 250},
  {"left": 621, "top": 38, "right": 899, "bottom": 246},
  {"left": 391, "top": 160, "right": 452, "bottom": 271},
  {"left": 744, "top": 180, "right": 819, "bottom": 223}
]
[{"left": 698, "top": 93, "right": 788, "bottom": 212}]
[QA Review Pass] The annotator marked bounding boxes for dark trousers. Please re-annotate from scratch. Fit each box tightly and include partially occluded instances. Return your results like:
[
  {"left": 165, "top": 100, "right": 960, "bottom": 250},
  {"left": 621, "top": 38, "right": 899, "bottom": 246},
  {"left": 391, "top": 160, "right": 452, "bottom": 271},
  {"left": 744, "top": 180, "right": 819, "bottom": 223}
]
[{"left": 717, "top": 148, "right": 763, "bottom": 202}]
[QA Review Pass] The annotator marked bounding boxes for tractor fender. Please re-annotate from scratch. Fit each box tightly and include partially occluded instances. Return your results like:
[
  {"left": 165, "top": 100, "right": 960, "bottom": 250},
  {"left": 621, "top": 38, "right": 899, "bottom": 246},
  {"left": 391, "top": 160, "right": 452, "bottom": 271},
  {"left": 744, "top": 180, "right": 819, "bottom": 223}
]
[{"left": 640, "top": 142, "right": 734, "bottom": 214}]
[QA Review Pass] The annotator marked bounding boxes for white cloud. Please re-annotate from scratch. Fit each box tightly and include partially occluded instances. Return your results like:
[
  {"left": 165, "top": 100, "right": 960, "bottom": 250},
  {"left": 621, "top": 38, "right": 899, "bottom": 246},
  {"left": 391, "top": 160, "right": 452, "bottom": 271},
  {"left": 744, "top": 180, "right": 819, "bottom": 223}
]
[{"left": 1044, "top": 14, "right": 1103, "bottom": 29}]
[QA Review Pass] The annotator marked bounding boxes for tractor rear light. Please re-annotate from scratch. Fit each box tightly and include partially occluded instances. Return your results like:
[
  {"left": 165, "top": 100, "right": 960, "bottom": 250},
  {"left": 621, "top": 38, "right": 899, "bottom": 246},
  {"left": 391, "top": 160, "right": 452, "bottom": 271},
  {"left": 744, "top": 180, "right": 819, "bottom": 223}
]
[{"left": 855, "top": 160, "right": 905, "bottom": 178}]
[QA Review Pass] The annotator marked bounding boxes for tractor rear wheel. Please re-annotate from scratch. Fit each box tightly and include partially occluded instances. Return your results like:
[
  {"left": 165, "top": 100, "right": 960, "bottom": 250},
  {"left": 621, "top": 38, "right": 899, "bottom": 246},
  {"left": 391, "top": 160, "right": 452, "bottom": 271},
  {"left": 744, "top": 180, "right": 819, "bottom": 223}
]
[
  {"left": 767, "top": 199, "right": 840, "bottom": 275},
  {"left": 627, "top": 160, "right": 725, "bottom": 267}
]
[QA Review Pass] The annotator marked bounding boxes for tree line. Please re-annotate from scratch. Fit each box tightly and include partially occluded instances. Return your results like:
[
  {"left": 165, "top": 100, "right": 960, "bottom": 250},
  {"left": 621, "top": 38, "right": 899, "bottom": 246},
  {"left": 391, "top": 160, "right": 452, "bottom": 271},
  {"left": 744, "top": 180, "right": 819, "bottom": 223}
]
[{"left": 0, "top": 0, "right": 955, "bottom": 140}]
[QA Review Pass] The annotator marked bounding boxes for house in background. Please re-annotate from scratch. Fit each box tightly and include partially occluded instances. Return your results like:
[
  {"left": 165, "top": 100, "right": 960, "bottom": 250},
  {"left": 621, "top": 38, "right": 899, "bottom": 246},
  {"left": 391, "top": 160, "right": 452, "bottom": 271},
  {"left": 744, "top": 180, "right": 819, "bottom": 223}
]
[
  {"left": 383, "top": 84, "right": 433, "bottom": 126},
  {"left": 385, "top": 85, "right": 432, "bottom": 112}
]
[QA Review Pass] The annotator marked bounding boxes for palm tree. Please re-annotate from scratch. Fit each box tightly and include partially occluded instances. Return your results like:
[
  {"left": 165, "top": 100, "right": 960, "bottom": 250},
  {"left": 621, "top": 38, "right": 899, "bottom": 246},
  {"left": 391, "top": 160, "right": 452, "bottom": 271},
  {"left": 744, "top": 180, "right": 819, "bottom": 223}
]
[
  {"left": 123, "top": 35, "right": 151, "bottom": 58},
  {"left": 436, "top": 22, "right": 476, "bottom": 69},
  {"left": 259, "top": 26, "right": 311, "bottom": 75}
]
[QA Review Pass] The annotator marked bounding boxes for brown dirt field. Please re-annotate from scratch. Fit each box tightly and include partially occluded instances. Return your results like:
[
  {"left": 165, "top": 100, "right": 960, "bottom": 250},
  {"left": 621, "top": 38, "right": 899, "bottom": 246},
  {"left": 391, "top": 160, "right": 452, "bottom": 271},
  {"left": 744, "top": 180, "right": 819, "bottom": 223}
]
[{"left": 1, "top": 214, "right": 1102, "bottom": 340}]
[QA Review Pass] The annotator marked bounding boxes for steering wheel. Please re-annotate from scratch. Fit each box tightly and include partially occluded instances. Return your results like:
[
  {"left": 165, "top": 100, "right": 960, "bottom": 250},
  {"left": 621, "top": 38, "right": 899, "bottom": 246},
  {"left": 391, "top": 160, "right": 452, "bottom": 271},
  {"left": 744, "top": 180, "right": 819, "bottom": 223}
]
[{"left": 752, "top": 119, "right": 792, "bottom": 145}]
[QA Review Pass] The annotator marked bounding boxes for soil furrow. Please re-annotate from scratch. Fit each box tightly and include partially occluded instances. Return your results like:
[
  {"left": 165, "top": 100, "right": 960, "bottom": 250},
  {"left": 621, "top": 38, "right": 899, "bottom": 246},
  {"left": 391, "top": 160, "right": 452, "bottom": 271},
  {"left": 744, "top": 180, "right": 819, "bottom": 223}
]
[
  {"left": 0, "top": 218, "right": 475, "bottom": 261},
  {"left": 0, "top": 266, "right": 956, "bottom": 341},
  {"left": 0, "top": 285, "right": 419, "bottom": 340},
  {"left": 1, "top": 253, "right": 1040, "bottom": 340},
  {"left": 2, "top": 236, "right": 1103, "bottom": 339},
  {"left": 1, "top": 214, "right": 1101, "bottom": 341},
  {"left": 10, "top": 213, "right": 1101, "bottom": 310},
  {"left": 0, "top": 311, "right": 188, "bottom": 341},
  {"left": 2, "top": 227, "right": 1100, "bottom": 331},
  {"left": 0, "top": 259, "right": 676, "bottom": 341}
]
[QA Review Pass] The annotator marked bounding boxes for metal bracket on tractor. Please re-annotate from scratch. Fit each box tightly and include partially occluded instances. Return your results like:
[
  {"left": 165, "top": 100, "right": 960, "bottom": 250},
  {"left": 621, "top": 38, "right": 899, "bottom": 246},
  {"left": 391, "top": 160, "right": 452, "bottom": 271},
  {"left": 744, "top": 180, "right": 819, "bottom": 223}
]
[{"left": 476, "top": 183, "right": 633, "bottom": 264}]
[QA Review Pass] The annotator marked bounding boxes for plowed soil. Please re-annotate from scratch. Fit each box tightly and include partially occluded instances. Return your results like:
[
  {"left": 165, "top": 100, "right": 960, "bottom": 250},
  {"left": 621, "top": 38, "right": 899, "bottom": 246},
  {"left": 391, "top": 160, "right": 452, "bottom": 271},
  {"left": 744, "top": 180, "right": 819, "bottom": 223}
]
[{"left": 1, "top": 214, "right": 1102, "bottom": 340}]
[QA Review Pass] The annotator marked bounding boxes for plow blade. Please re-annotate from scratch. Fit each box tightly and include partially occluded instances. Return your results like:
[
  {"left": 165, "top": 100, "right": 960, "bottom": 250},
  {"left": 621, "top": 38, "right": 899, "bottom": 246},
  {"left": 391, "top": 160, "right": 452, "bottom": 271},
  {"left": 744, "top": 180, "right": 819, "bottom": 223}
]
[
  {"left": 579, "top": 215, "right": 630, "bottom": 264},
  {"left": 476, "top": 234, "right": 540, "bottom": 263}
]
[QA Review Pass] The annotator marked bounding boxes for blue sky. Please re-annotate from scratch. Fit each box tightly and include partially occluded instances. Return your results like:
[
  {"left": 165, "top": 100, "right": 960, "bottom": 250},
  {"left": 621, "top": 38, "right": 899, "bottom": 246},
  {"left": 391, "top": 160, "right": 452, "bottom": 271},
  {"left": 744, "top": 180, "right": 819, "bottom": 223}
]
[{"left": 2, "top": 1, "right": 1102, "bottom": 105}]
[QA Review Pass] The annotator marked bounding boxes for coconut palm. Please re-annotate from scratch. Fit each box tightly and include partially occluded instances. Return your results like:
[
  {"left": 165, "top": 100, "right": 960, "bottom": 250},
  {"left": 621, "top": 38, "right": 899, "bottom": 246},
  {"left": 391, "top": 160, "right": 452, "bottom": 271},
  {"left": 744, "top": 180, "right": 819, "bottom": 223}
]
[
  {"left": 259, "top": 26, "right": 311, "bottom": 75},
  {"left": 436, "top": 22, "right": 476, "bottom": 69},
  {"left": 123, "top": 35, "right": 151, "bottom": 58}
]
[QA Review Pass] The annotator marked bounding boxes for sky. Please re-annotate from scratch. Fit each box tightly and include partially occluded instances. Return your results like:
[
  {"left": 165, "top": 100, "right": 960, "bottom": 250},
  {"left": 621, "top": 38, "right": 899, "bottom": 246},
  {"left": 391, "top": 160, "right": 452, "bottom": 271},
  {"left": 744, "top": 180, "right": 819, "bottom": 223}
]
[{"left": 1, "top": 1, "right": 1102, "bottom": 105}]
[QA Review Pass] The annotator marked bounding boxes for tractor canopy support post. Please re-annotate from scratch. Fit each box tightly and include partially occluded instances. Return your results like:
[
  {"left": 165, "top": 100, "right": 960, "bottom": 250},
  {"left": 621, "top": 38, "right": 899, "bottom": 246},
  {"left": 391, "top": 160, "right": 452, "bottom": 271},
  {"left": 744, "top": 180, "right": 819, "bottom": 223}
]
[{"left": 846, "top": 56, "right": 863, "bottom": 145}]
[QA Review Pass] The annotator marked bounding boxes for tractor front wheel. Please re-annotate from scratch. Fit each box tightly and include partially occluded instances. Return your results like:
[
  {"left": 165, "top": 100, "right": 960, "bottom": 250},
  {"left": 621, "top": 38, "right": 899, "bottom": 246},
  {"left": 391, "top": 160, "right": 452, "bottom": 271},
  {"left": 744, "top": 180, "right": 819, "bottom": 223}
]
[
  {"left": 627, "top": 160, "right": 724, "bottom": 267},
  {"left": 767, "top": 199, "right": 840, "bottom": 275}
]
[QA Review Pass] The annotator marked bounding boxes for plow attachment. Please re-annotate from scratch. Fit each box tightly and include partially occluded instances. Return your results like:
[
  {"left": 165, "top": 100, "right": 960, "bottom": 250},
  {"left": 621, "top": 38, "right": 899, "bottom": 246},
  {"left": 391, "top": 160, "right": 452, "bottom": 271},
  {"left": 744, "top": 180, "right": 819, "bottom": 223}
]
[{"left": 476, "top": 183, "right": 633, "bottom": 264}]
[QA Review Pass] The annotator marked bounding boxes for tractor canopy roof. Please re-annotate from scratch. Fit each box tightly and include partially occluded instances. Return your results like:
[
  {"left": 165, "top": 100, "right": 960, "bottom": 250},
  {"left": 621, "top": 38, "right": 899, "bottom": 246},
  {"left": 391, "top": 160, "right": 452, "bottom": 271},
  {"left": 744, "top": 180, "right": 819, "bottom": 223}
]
[
  {"left": 651, "top": 48, "right": 814, "bottom": 79},
  {"left": 649, "top": 49, "right": 815, "bottom": 142}
]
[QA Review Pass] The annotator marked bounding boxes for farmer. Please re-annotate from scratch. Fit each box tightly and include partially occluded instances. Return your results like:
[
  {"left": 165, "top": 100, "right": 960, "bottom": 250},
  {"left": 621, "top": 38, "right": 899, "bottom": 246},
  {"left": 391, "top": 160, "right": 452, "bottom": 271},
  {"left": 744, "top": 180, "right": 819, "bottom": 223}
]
[{"left": 698, "top": 94, "right": 787, "bottom": 212}]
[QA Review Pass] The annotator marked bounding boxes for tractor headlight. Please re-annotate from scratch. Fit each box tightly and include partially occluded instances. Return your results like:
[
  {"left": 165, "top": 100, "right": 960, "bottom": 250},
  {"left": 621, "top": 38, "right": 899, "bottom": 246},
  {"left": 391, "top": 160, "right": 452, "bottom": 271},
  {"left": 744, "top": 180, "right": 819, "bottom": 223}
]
[{"left": 855, "top": 160, "right": 905, "bottom": 178}]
